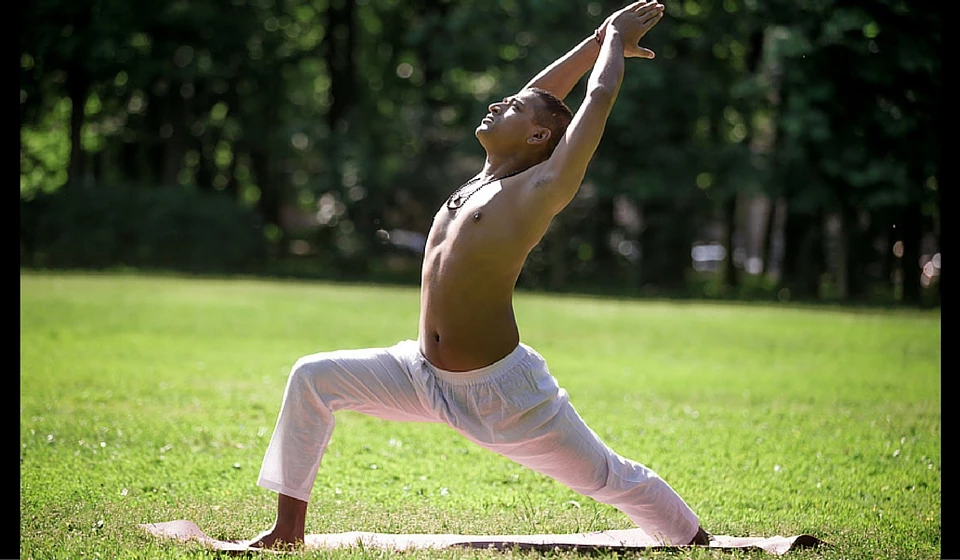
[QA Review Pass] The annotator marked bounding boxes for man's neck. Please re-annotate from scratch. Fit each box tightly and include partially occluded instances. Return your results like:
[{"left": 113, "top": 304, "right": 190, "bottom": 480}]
[{"left": 479, "top": 154, "right": 541, "bottom": 183}]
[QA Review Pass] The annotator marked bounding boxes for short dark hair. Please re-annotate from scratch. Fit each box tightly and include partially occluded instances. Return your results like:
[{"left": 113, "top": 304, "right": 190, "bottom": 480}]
[{"left": 527, "top": 87, "right": 574, "bottom": 157}]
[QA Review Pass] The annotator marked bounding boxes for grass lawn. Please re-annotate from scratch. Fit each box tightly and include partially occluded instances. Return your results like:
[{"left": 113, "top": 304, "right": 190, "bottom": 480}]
[{"left": 20, "top": 271, "right": 941, "bottom": 559}]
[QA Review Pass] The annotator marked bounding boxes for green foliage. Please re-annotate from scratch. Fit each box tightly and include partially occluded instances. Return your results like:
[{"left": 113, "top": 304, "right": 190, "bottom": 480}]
[
  {"left": 766, "top": 0, "right": 940, "bottom": 212},
  {"left": 20, "top": 97, "right": 72, "bottom": 196},
  {"left": 18, "top": 0, "right": 940, "bottom": 303},
  {"left": 20, "top": 273, "right": 941, "bottom": 559},
  {"left": 21, "top": 186, "right": 270, "bottom": 273}
]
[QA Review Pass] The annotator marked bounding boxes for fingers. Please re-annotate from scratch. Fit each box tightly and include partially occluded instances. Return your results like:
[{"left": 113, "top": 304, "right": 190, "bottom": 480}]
[
  {"left": 633, "top": 1, "right": 662, "bottom": 14},
  {"left": 625, "top": 2, "right": 663, "bottom": 59},
  {"left": 616, "top": 1, "right": 662, "bottom": 25},
  {"left": 640, "top": 9, "right": 664, "bottom": 26},
  {"left": 635, "top": 3, "right": 664, "bottom": 30},
  {"left": 635, "top": 3, "right": 664, "bottom": 19},
  {"left": 608, "top": 0, "right": 664, "bottom": 46},
  {"left": 615, "top": 1, "right": 649, "bottom": 18}
]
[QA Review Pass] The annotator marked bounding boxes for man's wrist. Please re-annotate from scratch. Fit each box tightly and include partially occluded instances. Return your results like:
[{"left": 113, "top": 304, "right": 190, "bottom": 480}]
[
  {"left": 603, "top": 28, "right": 623, "bottom": 43},
  {"left": 595, "top": 26, "right": 624, "bottom": 44}
]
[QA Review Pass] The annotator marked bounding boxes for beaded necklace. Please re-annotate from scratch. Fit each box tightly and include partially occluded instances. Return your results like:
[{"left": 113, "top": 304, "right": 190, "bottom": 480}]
[{"left": 446, "top": 168, "right": 527, "bottom": 210}]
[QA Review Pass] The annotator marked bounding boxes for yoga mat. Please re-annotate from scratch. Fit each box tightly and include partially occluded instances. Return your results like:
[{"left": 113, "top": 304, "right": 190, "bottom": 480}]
[{"left": 141, "top": 519, "right": 827, "bottom": 555}]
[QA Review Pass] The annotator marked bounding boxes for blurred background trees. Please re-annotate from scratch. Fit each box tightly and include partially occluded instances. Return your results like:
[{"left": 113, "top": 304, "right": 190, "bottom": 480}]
[{"left": 20, "top": 0, "right": 940, "bottom": 306}]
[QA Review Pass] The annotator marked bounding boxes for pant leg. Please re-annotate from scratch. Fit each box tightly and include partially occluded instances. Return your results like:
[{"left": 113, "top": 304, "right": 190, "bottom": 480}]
[
  {"left": 257, "top": 340, "right": 439, "bottom": 502},
  {"left": 447, "top": 350, "right": 700, "bottom": 545},
  {"left": 497, "top": 392, "right": 699, "bottom": 544}
]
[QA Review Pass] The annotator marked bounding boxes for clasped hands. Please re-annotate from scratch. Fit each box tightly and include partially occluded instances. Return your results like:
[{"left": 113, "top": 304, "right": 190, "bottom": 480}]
[{"left": 595, "top": 1, "right": 665, "bottom": 59}]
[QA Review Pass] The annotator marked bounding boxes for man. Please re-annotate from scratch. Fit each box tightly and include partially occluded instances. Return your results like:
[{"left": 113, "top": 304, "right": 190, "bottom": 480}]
[{"left": 249, "top": 1, "right": 711, "bottom": 549}]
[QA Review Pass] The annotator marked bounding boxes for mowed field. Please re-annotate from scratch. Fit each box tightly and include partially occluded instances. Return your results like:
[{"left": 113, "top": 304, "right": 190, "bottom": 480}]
[{"left": 20, "top": 272, "right": 941, "bottom": 559}]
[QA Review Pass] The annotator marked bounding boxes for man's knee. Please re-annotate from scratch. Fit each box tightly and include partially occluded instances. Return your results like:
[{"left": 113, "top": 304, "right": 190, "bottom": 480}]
[
  {"left": 587, "top": 454, "right": 663, "bottom": 502},
  {"left": 287, "top": 354, "right": 342, "bottom": 399},
  {"left": 567, "top": 460, "right": 610, "bottom": 496}
]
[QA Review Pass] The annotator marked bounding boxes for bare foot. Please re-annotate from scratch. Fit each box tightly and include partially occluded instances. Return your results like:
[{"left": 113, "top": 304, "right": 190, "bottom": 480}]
[
  {"left": 247, "top": 494, "right": 309, "bottom": 551},
  {"left": 689, "top": 526, "right": 712, "bottom": 546},
  {"left": 246, "top": 527, "right": 304, "bottom": 551}
]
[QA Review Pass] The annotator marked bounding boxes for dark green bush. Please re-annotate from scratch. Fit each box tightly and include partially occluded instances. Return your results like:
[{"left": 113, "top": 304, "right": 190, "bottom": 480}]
[{"left": 20, "top": 186, "right": 270, "bottom": 273}]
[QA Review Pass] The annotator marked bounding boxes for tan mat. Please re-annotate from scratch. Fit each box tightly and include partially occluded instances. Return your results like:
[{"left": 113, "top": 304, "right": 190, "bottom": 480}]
[{"left": 141, "top": 519, "right": 827, "bottom": 555}]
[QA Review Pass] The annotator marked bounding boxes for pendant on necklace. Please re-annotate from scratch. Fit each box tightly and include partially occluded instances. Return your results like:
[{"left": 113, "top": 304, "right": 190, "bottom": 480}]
[
  {"left": 446, "top": 168, "right": 524, "bottom": 211},
  {"left": 447, "top": 181, "right": 480, "bottom": 210}
]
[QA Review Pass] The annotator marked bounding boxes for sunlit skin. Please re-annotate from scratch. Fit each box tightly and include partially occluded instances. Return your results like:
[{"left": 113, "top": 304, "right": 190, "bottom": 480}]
[
  {"left": 419, "top": 89, "right": 560, "bottom": 372},
  {"left": 248, "top": 1, "right": 710, "bottom": 549}
]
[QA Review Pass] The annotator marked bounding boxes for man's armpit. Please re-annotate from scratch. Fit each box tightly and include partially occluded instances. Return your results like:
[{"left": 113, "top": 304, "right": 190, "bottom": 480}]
[
  {"left": 523, "top": 172, "right": 578, "bottom": 216},
  {"left": 529, "top": 172, "right": 554, "bottom": 191}
]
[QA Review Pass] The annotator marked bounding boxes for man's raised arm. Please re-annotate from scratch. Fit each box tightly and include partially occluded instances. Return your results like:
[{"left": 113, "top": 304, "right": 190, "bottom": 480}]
[
  {"left": 522, "top": 36, "right": 602, "bottom": 102},
  {"left": 529, "top": 2, "right": 664, "bottom": 215},
  {"left": 523, "top": 2, "right": 660, "bottom": 101}
]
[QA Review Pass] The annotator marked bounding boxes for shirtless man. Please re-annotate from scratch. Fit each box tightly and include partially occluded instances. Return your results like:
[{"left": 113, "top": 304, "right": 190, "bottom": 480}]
[{"left": 249, "top": 1, "right": 711, "bottom": 549}]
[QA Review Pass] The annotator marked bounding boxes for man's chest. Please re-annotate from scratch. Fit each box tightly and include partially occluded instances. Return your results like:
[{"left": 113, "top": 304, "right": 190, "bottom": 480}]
[{"left": 426, "top": 187, "right": 519, "bottom": 252}]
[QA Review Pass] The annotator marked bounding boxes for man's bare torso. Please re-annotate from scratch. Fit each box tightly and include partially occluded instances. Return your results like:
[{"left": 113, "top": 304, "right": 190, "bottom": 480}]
[{"left": 419, "top": 172, "right": 552, "bottom": 371}]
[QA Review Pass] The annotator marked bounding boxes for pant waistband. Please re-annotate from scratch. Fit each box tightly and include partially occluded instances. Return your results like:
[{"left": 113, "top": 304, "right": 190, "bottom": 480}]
[{"left": 421, "top": 344, "right": 533, "bottom": 386}]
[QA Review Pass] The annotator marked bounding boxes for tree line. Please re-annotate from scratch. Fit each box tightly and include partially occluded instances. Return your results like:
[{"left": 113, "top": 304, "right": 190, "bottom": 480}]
[{"left": 20, "top": 0, "right": 940, "bottom": 306}]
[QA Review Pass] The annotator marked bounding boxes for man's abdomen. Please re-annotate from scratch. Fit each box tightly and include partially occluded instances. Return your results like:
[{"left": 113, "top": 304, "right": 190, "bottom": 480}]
[{"left": 418, "top": 291, "right": 520, "bottom": 373}]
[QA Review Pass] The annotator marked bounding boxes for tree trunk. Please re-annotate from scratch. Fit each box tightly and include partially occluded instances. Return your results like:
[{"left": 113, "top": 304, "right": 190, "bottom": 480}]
[
  {"left": 194, "top": 135, "right": 215, "bottom": 191},
  {"left": 841, "top": 204, "right": 869, "bottom": 301},
  {"left": 66, "top": 68, "right": 90, "bottom": 189},
  {"left": 722, "top": 193, "right": 738, "bottom": 293},
  {"left": 591, "top": 194, "right": 618, "bottom": 284},
  {"left": 934, "top": 188, "right": 941, "bottom": 306},
  {"left": 760, "top": 197, "right": 779, "bottom": 277},
  {"left": 881, "top": 219, "right": 896, "bottom": 299},
  {"left": 832, "top": 212, "right": 849, "bottom": 300},
  {"left": 223, "top": 148, "right": 239, "bottom": 198},
  {"left": 91, "top": 149, "right": 104, "bottom": 186},
  {"left": 415, "top": 0, "right": 454, "bottom": 198},
  {"left": 781, "top": 208, "right": 824, "bottom": 300},
  {"left": 161, "top": 90, "right": 188, "bottom": 187},
  {"left": 639, "top": 198, "right": 695, "bottom": 294},
  {"left": 898, "top": 202, "right": 923, "bottom": 305},
  {"left": 324, "top": 0, "right": 356, "bottom": 132},
  {"left": 547, "top": 216, "right": 567, "bottom": 292},
  {"left": 145, "top": 92, "right": 165, "bottom": 186},
  {"left": 250, "top": 148, "right": 286, "bottom": 257}
]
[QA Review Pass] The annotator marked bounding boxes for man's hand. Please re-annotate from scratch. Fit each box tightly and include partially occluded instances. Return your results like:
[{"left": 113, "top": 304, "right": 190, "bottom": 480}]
[{"left": 596, "top": 1, "right": 665, "bottom": 59}]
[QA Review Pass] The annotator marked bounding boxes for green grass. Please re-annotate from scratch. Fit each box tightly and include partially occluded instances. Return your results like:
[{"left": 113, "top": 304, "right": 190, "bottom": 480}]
[{"left": 20, "top": 271, "right": 941, "bottom": 559}]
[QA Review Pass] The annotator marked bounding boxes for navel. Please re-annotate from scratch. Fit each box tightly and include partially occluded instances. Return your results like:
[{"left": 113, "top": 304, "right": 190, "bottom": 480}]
[{"left": 434, "top": 333, "right": 441, "bottom": 343}]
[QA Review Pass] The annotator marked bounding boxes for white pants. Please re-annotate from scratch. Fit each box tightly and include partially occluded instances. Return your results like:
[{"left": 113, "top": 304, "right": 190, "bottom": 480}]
[{"left": 257, "top": 339, "right": 700, "bottom": 545}]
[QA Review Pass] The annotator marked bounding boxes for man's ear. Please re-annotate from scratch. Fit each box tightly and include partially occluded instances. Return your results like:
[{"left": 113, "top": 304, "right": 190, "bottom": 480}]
[{"left": 527, "top": 127, "right": 552, "bottom": 146}]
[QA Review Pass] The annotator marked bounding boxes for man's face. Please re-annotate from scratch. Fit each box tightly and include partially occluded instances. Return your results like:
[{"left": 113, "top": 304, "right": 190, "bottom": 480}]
[{"left": 475, "top": 89, "right": 545, "bottom": 147}]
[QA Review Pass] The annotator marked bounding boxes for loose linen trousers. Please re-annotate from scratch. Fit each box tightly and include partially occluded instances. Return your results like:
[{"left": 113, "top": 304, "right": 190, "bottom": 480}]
[{"left": 257, "top": 339, "right": 699, "bottom": 545}]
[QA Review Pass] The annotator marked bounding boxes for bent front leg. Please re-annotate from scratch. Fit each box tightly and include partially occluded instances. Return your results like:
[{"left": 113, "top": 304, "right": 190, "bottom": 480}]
[{"left": 257, "top": 344, "right": 435, "bottom": 502}]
